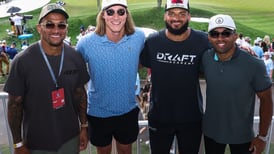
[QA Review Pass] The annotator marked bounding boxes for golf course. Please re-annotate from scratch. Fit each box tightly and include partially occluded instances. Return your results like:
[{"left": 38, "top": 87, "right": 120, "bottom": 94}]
[
  {"left": 0, "top": 0, "right": 273, "bottom": 153},
  {"left": 0, "top": 0, "right": 273, "bottom": 46}
]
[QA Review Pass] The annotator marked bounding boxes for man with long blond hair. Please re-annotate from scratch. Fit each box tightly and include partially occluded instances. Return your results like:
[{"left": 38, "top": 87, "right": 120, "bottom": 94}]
[{"left": 76, "top": 0, "right": 145, "bottom": 153}]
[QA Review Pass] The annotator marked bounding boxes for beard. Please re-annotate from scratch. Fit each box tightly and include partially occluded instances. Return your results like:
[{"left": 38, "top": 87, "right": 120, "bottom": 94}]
[{"left": 165, "top": 21, "right": 189, "bottom": 35}]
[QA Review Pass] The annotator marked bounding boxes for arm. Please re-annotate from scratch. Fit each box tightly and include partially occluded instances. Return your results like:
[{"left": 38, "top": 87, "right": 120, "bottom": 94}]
[
  {"left": 74, "top": 86, "right": 88, "bottom": 151},
  {"left": 249, "top": 87, "right": 273, "bottom": 154},
  {"left": 8, "top": 95, "right": 30, "bottom": 154},
  {"left": 269, "top": 69, "right": 273, "bottom": 80}
]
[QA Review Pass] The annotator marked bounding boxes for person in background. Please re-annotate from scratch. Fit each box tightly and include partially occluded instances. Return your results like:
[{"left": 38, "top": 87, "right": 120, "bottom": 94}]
[
  {"left": 202, "top": 14, "right": 273, "bottom": 154},
  {"left": 10, "top": 13, "right": 23, "bottom": 36},
  {"left": 252, "top": 38, "right": 264, "bottom": 59},
  {"left": 140, "top": 0, "right": 211, "bottom": 153},
  {"left": 76, "top": 0, "right": 145, "bottom": 153},
  {"left": 272, "top": 38, "right": 274, "bottom": 51},
  {"left": 76, "top": 25, "right": 86, "bottom": 42},
  {"left": 6, "top": 42, "right": 18, "bottom": 60},
  {"left": 236, "top": 33, "right": 244, "bottom": 47},
  {"left": 4, "top": 3, "right": 90, "bottom": 154},
  {"left": 135, "top": 72, "right": 141, "bottom": 103},
  {"left": 21, "top": 41, "right": 29, "bottom": 50},
  {"left": 9, "top": 14, "right": 16, "bottom": 34},
  {"left": 0, "top": 40, "right": 10, "bottom": 76},
  {"left": 263, "top": 35, "right": 272, "bottom": 52},
  {"left": 263, "top": 52, "right": 273, "bottom": 80}
]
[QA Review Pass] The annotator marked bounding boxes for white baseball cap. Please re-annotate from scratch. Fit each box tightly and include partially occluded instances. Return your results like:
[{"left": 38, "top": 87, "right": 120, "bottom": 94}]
[
  {"left": 101, "top": 0, "right": 127, "bottom": 10},
  {"left": 165, "top": 0, "right": 189, "bottom": 11},
  {"left": 208, "top": 14, "right": 236, "bottom": 32}
]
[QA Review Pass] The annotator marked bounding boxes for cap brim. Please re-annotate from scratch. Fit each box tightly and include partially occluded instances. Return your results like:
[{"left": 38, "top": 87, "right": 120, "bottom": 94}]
[
  {"left": 208, "top": 26, "right": 235, "bottom": 32},
  {"left": 103, "top": 4, "right": 127, "bottom": 10},
  {"left": 39, "top": 10, "right": 69, "bottom": 23}
]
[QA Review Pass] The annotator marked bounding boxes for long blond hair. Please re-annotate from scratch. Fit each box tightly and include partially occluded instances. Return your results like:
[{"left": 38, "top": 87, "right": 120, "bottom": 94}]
[{"left": 95, "top": 8, "right": 135, "bottom": 36}]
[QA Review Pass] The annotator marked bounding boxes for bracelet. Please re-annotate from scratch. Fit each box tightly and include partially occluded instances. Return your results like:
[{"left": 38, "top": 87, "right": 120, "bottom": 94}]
[
  {"left": 13, "top": 141, "right": 23, "bottom": 148},
  {"left": 257, "top": 135, "right": 268, "bottom": 142},
  {"left": 81, "top": 123, "right": 88, "bottom": 128}
]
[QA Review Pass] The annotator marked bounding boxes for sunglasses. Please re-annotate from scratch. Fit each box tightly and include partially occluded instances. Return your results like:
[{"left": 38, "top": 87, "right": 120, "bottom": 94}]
[
  {"left": 105, "top": 9, "right": 126, "bottom": 16},
  {"left": 209, "top": 30, "right": 235, "bottom": 38},
  {"left": 40, "top": 22, "right": 68, "bottom": 30}
]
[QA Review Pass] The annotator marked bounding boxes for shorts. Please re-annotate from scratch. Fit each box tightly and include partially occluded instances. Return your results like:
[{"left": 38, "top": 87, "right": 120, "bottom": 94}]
[
  {"left": 148, "top": 120, "right": 202, "bottom": 154},
  {"left": 30, "top": 135, "right": 79, "bottom": 154},
  {"left": 204, "top": 135, "right": 252, "bottom": 154},
  {"left": 87, "top": 107, "right": 140, "bottom": 147}
]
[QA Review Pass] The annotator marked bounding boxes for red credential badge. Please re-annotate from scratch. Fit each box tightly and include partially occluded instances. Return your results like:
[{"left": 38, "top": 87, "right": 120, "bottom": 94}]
[{"left": 51, "top": 88, "right": 65, "bottom": 109}]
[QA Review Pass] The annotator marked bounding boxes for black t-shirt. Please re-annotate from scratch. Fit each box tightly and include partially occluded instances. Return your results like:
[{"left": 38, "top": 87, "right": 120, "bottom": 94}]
[
  {"left": 140, "top": 29, "right": 211, "bottom": 124},
  {"left": 4, "top": 42, "right": 90, "bottom": 150}
]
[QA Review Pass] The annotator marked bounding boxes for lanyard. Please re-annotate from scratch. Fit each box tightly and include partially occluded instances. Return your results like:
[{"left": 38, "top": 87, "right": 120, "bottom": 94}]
[{"left": 39, "top": 41, "right": 64, "bottom": 88}]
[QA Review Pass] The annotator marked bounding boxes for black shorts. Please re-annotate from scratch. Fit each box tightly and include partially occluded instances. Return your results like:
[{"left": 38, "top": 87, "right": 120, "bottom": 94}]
[{"left": 87, "top": 107, "right": 140, "bottom": 147}]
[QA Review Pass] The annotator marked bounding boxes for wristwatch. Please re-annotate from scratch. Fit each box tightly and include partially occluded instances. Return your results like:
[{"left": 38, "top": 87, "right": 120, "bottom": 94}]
[
  {"left": 13, "top": 141, "right": 23, "bottom": 148},
  {"left": 257, "top": 135, "right": 268, "bottom": 142}
]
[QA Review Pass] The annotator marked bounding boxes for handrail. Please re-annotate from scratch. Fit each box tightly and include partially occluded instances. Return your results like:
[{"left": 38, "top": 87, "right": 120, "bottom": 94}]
[{"left": 1, "top": 92, "right": 273, "bottom": 154}]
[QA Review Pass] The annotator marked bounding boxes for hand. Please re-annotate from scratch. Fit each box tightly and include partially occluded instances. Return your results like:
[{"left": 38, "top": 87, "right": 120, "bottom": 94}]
[
  {"left": 249, "top": 137, "right": 266, "bottom": 154},
  {"left": 79, "top": 128, "right": 88, "bottom": 151},
  {"left": 14, "top": 145, "right": 30, "bottom": 154}
]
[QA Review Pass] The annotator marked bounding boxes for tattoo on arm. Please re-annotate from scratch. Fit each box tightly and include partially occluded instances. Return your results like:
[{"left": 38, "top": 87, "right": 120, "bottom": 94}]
[
  {"left": 75, "top": 87, "right": 88, "bottom": 124},
  {"left": 7, "top": 95, "right": 23, "bottom": 143}
]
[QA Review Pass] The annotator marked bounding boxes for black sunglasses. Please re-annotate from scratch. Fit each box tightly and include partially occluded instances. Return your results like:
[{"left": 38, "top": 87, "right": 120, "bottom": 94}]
[
  {"left": 40, "top": 22, "right": 68, "bottom": 30},
  {"left": 105, "top": 9, "right": 126, "bottom": 16},
  {"left": 209, "top": 30, "right": 235, "bottom": 38}
]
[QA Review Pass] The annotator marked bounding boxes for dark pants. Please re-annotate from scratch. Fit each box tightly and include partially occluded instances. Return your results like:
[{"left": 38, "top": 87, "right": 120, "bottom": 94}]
[
  {"left": 204, "top": 135, "right": 252, "bottom": 154},
  {"left": 149, "top": 121, "right": 202, "bottom": 154}
]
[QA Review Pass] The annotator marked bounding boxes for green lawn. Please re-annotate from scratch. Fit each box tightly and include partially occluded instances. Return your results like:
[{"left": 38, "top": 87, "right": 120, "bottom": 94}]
[{"left": 0, "top": 0, "right": 273, "bottom": 45}]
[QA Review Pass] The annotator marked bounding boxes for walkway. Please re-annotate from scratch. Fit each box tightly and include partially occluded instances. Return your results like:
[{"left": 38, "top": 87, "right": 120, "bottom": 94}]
[{"left": 0, "top": 0, "right": 50, "bottom": 18}]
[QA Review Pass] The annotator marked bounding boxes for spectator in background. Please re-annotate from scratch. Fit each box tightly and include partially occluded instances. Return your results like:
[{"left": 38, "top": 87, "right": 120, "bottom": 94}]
[
  {"left": 243, "top": 36, "right": 252, "bottom": 48},
  {"left": 9, "top": 14, "right": 16, "bottom": 34},
  {"left": 272, "top": 38, "right": 274, "bottom": 51},
  {"left": 135, "top": 72, "right": 141, "bottom": 103},
  {"left": 76, "top": 26, "right": 86, "bottom": 42},
  {"left": 10, "top": 13, "right": 23, "bottom": 36},
  {"left": 252, "top": 38, "right": 264, "bottom": 59},
  {"left": 263, "top": 35, "right": 272, "bottom": 52},
  {"left": 261, "top": 41, "right": 269, "bottom": 52},
  {"left": 6, "top": 42, "right": 18, "bottom": 60},
  {"left": 0, "top": 40, "right": 10, "bottom": 76},
  {"left": 236, "top": 33, "right": 244, "bottom": 47},
  {"left": 263, "top": 52, "right": 273, "bottom": 80},
  {"left": 21, "top": 41, "right": 29, "bottom": 50}
]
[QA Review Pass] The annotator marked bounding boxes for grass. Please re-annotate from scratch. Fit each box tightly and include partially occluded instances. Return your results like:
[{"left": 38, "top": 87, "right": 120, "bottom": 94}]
[
  {"left": 1, "top": 0, "right": 273, "bottom": 80},
  {"left": 0, "top": 0, "right": 273, "bottom": 45}
]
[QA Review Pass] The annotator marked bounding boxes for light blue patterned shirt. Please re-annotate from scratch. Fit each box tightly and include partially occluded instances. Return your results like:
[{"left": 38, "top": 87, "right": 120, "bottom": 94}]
[{"left": 76, "top": 28, "right": 145, "bottom": 117}]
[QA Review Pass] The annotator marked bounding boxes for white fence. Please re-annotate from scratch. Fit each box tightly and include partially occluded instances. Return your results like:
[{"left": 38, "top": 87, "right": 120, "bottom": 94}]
[{"left": 0, "top": 92, "right": 273, "bottom": 154}]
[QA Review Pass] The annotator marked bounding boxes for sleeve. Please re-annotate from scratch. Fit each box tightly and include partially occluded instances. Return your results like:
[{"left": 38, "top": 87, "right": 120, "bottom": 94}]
[
  {"left": 252, "top": 59, "right": 272, "bottom": 92},
  {"left": 3, "top": 56, "right": 25, "bottom": 96},
  {"left": 75, "top": 51, "right": 90, "bottom": 87},
  {"left": 140, "top": 40, "right": 151, "bottom": 68}
]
